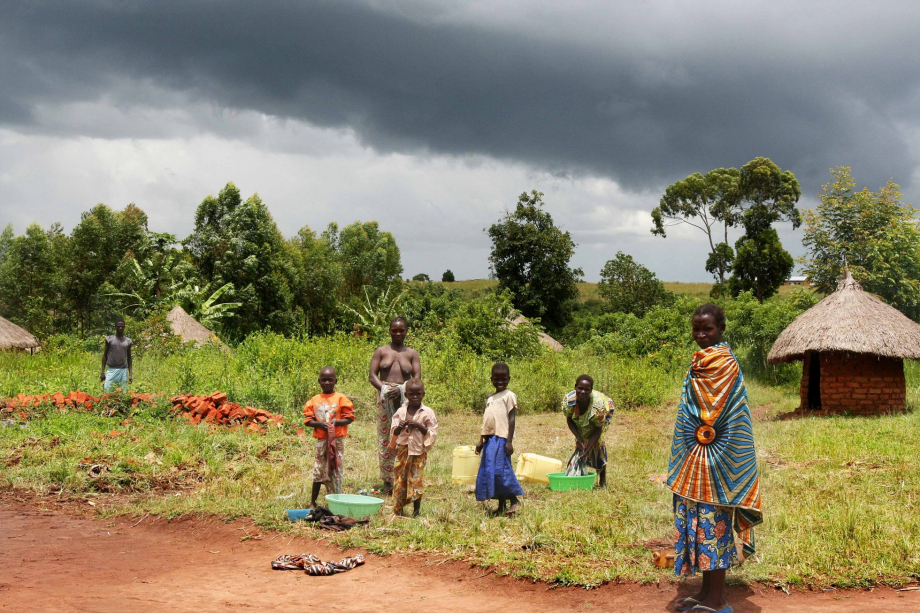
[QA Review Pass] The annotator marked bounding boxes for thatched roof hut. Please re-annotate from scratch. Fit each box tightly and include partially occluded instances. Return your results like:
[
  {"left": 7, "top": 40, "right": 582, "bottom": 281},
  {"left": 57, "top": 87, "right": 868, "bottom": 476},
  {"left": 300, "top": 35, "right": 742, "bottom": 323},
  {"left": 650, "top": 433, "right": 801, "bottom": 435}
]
[
  {"left": 166, "top": 306, "right": 221, "bottom": 347},
  {"left": 767, "top": 271, "right": 920, "bottom": 414},
  {"left": 510, "top": 315, "right": 564, "bottom": 352},
  {"left": 0, "top": 316, "right": 40, "bottom": 353}
]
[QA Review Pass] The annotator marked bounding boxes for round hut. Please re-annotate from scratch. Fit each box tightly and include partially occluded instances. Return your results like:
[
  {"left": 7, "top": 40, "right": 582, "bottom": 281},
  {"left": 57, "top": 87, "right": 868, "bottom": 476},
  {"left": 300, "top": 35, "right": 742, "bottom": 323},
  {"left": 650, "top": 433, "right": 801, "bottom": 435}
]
[
  {"left": 0, "top": 316, "right": 41, "bottom": 354},
  {"left": 767, "top": 271, "right": 920, "bottom": 414},
  {"left": 165, "top": 306, "right": 221, "bottom": 347}
]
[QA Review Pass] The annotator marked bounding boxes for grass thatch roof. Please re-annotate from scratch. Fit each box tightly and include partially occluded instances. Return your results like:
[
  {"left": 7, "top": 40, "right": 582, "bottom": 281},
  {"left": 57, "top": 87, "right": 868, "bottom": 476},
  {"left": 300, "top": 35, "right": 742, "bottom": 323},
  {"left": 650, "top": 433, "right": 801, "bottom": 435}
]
[
  {"left": 0, "top": 315, "right": 40, "bottom": 350},
  {"left": 510, "top": 315, "right": 565, "bottom": 351},
  {"left": 767, "top": 271, "right": 920, "bottom": 364},
  {"left": 166, "top": 306, "right": 220, "bottom": 347}
]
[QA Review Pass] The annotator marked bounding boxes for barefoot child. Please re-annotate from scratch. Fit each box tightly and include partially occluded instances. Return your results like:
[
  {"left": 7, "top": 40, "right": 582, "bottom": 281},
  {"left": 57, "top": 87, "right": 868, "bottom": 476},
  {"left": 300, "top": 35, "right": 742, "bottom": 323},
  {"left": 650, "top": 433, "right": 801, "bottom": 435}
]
[
  {"left": 668, "top": 304, "right": 762, "bottom": 613},
  {"left": 304, "top": 367, "right": 355, "bottom": 509},
  {"left": 475, "top": 362, "right": 524, "bottom": 515},
  {"left": 389, "top": 378, "right": 438, "bottom": 516}
]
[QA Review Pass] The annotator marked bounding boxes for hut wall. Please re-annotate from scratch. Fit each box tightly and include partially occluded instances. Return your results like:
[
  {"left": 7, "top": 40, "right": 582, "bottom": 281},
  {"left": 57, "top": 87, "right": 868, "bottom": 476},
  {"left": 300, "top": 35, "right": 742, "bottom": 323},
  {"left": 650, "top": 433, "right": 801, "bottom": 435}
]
[{"left": 809, "top": 352, "right": 906, "bottom": 414}]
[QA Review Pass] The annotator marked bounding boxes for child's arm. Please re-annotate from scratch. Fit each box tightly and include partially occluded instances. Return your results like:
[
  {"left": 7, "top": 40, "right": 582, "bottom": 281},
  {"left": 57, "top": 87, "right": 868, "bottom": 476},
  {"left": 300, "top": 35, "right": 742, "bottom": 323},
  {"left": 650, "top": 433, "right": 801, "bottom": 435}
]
[
  {"left": 305, "top": 419, "right": 334, "bottom": 436},
  {"left": 475, "top": 435, "right": 487, "bottom": 454},
  {"left": 505, "top": 407, "right": 516, "bottom": 456}
]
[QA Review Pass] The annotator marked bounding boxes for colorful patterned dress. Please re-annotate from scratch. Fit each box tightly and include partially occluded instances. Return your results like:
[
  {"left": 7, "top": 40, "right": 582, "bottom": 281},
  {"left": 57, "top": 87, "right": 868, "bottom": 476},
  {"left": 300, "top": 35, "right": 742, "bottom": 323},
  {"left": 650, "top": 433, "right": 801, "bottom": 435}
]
[
  {"left": 561, "top": 390, "right": 614, "bottom": 469},
  {"left": 667, "top": 343, "right": 762, "bottom": 575}
]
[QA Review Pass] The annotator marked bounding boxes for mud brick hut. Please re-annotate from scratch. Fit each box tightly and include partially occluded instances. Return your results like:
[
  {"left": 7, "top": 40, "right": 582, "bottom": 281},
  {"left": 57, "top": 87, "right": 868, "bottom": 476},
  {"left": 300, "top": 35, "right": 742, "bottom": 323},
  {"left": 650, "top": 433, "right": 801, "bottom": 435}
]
[
  {"left": 0, "top": 316, "right": 40, "bottom": 354},
  {"left": 767, "top": 271, "right": 920, "bottom": 414},
  {"left": 166, "top": 305, "right": 221, "bottom": 347}
]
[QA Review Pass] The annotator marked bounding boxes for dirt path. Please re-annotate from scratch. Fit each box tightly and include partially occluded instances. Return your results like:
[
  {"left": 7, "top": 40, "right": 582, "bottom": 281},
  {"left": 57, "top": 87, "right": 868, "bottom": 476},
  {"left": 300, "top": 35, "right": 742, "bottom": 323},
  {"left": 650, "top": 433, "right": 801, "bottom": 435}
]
[{"left": 1, "top": 496, "right": 917, "bottom": 612}]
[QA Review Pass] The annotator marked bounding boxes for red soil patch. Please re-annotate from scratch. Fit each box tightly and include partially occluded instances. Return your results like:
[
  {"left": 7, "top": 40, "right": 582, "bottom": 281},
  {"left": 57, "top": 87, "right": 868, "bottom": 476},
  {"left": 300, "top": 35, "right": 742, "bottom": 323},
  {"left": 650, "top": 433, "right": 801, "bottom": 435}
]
[{"left": 0, "top": 491, "right": 916, "bottom": 612}]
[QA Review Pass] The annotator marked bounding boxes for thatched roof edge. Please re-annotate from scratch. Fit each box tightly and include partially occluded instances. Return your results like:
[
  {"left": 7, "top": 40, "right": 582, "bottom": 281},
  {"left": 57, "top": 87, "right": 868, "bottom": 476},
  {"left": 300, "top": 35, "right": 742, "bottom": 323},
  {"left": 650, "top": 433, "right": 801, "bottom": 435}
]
[
  {"left": 166, "top": 305, "right": 221, "bottom": 347},
  {"left": 0, "top": 315, "right": 40, "bottom": 349},
  {"left": 767, "top": 271, "right": 920, "bottom": 364}
]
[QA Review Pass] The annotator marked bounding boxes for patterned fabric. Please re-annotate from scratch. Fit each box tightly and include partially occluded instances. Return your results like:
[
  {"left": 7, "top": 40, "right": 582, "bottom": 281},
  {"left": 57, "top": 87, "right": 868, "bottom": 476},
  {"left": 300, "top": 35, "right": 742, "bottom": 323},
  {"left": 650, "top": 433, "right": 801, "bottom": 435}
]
[
  {"left": 312, "top": 438, "right": 344, "bottom": 493},
  {"left": 667, "top": 343, "right": 762, "bottom": 557},
  {"left": 376, "top": 383, "right": 405, "bottom": 484},
  {"left": 475, "top": 435, "right": 524, "bottom": 501},
  {"left": 305, "top": 554, "right": 365, "bottom": 576},
  {"left": 271, "top": 554, "right": 321, "bottom": 570},
  {"left": 271, "top": 554, "right": 365, "bottom": 575},
  {"left": 583, "top": 443, "right": 607, "bottom": 470},
  {"left": 673, "top": 495, "right": 739, "bottom": 576},
  {"left": 389, "top": 404, "right": 438, "bottom": 456},
  {"left": 303, "top": 392, "right": 354, "bottom": 439},
  {"left": 103, "top": 367, "right": 128, "bottom": 391},
  {"left": 561, "top": 390, "right": 614, "bottom": 440},
  {"left": 392, "top": 444, "right": 427, "bottom": 513}
]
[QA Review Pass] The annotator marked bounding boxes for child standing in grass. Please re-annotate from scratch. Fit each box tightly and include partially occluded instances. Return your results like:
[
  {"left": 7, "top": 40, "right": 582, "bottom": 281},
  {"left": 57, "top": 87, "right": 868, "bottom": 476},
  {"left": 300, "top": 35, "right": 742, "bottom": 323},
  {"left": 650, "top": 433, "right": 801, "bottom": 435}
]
[
  {"left": 475, "top": 362, "right": 524, "bottom": 515},
  {"left": 389, "top": 378, "right": 438, "bottom": 517},
  {"left": 667, "top": 304, "right": 762, "bottom": 613},
  {"left": 304, "top": 367, "right": 355, "bottom": 509}
]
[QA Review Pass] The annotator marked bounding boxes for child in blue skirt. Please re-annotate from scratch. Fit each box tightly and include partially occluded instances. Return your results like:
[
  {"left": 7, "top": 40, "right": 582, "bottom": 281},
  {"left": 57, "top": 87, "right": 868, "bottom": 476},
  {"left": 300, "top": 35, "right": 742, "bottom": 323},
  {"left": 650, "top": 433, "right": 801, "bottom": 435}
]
[{"left": 475, "top": 362, "right": 524, "bottom": 515}]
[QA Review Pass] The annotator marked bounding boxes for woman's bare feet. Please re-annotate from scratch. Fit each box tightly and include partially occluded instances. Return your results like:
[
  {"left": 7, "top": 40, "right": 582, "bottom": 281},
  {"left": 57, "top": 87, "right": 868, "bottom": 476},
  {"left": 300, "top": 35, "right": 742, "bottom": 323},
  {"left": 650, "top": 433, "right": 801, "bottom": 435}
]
[{"left": 505, "top": 501, "right": 521, "bottom": 515}]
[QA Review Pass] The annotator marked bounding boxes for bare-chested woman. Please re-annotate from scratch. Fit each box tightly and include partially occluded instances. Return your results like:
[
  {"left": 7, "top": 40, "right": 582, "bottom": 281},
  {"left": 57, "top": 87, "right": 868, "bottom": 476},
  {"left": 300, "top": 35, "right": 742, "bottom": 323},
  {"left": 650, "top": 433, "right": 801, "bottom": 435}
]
[{"left": 369, "top": 317, "right": 421, "bottom": 494}]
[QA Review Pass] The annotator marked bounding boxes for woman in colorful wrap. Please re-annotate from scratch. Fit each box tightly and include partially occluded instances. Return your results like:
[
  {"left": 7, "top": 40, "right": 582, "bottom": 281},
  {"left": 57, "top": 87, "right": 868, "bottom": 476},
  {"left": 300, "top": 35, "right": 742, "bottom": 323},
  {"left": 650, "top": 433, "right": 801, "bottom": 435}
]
[
  {"left": 668, "top": 303, "right": 762, "bottom": 613},
  {"left": 369, "top": 317, "right": 421, "bottom": 495},
  {"left": 562, "top": 374, "right": 614, "bottom": 487}
]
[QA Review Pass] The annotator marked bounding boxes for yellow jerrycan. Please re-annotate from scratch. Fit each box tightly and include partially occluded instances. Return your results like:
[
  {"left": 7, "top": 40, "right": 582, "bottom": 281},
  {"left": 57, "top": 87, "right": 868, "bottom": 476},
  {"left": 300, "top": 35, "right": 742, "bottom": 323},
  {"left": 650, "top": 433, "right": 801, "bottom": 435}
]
[
  {"left": 515, "top": 453, "right": 563, "bottom": 485},
  {"left": 452, "top": 445, "right": 480, "bottom": 485}
]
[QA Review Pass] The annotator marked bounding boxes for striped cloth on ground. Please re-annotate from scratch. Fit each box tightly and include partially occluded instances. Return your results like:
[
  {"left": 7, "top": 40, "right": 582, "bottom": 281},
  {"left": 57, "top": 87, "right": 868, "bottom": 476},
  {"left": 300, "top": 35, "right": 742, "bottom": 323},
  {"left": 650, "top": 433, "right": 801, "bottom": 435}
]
[
  {"left": 271, "top": 553, "right": 365, "bottom": 575},
  {"left": 666, "top": 343, "right": 762, "bottom": 556}
]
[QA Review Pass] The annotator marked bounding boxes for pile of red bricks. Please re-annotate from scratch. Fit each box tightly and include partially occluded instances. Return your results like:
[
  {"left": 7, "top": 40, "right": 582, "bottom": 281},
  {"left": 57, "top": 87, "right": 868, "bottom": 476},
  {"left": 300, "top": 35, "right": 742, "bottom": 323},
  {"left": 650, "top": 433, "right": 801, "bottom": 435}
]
[
  {"left": 1, "top": 391, "right": 157, "bottom": 418},
  {"left": 170, "top": 392, "right": 284, "bottom": 433}
]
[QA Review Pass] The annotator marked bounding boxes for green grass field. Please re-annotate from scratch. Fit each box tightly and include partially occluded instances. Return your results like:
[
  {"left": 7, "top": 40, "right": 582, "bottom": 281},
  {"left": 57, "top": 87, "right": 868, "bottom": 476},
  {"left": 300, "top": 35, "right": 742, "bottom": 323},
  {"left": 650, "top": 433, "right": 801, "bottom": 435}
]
[
  {"left": 444, "top": 279, "right": 806, "bottom": 302},
  {"left": 1, "top": 347, "right": 918, "bottom": 588}
]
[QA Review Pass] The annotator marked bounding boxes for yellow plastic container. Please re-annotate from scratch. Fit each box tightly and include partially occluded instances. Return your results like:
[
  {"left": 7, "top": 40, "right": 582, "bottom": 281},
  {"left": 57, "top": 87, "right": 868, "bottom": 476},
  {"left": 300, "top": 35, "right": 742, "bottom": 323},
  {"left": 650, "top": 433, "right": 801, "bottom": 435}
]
[
  {"left": 515, "top": 453, "right": 564, "bottom": 485},
  {"left": 452, "top": 445, "right": 480, "bottom": 485}
]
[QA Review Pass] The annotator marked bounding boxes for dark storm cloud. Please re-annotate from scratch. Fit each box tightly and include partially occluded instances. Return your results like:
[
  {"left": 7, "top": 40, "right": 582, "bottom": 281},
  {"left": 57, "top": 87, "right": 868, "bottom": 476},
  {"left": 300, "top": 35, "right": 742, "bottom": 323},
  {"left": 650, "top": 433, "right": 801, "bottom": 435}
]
[{"left": 2, "top": 1, "right": 920, "bottom": 193}]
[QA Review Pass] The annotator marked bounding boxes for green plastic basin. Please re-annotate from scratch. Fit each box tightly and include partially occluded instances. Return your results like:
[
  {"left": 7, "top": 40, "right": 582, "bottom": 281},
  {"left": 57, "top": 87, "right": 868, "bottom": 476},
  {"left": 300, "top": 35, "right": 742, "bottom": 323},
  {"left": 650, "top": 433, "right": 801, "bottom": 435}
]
[
  {"left": 547, "top": 472, "right": 596, "bottom": 491},
  {"left": 325, "top": 493, "right": 384, "bottom": 517}
]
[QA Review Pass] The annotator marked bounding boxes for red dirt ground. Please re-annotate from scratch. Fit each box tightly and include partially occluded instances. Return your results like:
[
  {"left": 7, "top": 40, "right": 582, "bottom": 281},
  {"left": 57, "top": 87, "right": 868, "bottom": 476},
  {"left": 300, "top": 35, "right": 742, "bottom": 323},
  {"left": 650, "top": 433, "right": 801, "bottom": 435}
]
[{"left": 1, "top": 494, "right": 917, "bottom": 612}]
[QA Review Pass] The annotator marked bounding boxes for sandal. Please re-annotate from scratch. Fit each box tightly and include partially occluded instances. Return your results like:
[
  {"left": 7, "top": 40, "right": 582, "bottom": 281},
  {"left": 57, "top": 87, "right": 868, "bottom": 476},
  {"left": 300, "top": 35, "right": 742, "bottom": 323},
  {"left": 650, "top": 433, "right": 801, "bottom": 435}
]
[
  {"left": 687, "top": 606, "right": 733, "bottom": 613},
  {"left": 675, "top": 597, "right": 701, "bottom": 611}
]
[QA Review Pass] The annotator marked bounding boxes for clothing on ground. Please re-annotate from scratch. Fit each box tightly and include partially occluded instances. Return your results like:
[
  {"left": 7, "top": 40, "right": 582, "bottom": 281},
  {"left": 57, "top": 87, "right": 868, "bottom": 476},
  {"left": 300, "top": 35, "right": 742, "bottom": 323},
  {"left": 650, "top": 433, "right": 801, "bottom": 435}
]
[
  {"left": 673, "top": 495, "right": 740, "bottom": 576},
  {"left": 481, "top": 389, "right": 517, "bottom": 438},
  {"left": 103, "top": 367, "right": 128, "bottom": 391},
  {"left": 313, "top": 438, "right": 344, "bottom": 493},
  {"left": 476, "top": 435, "right": 524, "bottom": 501},
  {"left": 104, "top": 335, "right": 132, "bottom": 368},
  {"left": 303, "top": 392, "right": 354, "bottom": 439},
  {"left": 667, "top": 342, "right": 762, "bottom": 557},
  {"left": 271, "top": 553, "right": 365, "bottom": 575},
  {"left": 389, "top": 404, "right": 438, "bottom": 456},
  {"left": 376, "top": 383, "right": 405, "bottom": 484},
  {"left": 393, "top": 444, "right": 427, "bottom": 514}
]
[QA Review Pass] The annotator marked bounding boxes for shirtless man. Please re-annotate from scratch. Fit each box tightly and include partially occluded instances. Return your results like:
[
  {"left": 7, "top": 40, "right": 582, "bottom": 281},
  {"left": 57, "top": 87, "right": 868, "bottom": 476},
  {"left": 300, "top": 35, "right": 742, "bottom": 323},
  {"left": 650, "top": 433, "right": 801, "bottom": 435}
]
[{"left": 369, "top": 317, "right": 421, "bottom": 494}]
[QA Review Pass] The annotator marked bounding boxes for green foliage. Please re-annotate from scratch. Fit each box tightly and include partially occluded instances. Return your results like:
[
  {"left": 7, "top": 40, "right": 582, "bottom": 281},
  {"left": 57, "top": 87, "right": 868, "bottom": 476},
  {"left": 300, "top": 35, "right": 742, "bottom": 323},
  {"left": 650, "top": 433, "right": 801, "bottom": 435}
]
[
  {"left": 0, "top": 223, "right": 67, "bottom": 336},
  {"left": 441, "top": 269, "right": 455, "bottom": 282},
  {"left": 652, "top": 167, "right": 741, "bottom": 283},
  {"left": 722, "top": 289, "right": 817, "bottom": 381},
  {"left": 728, "top": 222, "right": 795, "bottom": 302},
  {"left": 597, "top": 252, "right": 673, "bottom": 316},
  {"left": 328, "top": 220, "right": 403, "bottom": 297},
  {"left": 442, "top": 290, "right": 542, "bottom": 361},
  {"left": 184, "top": 182, "right": 301, "bottom": 338},
  {"left": 340, "top": 285, "right": 405, "bottom": 340},
  {"left": 288, "top": 225, "right": 345, "bottom": 334},
  {"left": 801, "top": 167, "right": 920, "bottom": 319},
  {"left": 487, "top": 190, "right": 583, "bottom": 328},
  {"left": 728, "top": 158, "right": 802, "bottom": 302},
  {"left": 411, "top": 273, "right": 430, "bottom": 282}
]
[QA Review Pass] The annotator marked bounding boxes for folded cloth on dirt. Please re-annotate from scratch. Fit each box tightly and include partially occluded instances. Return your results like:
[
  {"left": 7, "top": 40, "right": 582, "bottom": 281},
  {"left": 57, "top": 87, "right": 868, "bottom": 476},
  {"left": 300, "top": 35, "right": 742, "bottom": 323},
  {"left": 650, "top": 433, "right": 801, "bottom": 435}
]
[
  {"left": 565, "top": 450, "right": 586, "bottom": 476},
  {"left": 305, "top": 554, "right": 366, "bottom": 576},
  {"left": 667, "top": 342, "right": 762, "bottom": 557},
  {"left": 271, "top": 554, "right": 322, "bottom": 570}
]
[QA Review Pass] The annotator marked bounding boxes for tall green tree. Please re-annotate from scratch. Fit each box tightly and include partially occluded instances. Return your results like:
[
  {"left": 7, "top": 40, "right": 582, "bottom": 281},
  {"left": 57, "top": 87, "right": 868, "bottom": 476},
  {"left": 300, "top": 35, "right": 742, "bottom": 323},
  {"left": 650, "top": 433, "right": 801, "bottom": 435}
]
[
  {"left": 727, "top": 158, "right": 801, "bottom": 302},
  {"left": 184, "top": 182, "right": 298, "bottom": 338},
  {"left": 487, "top": 190, "right": 583, "bottom": 327},
  {"left": 801, "top": 167, "right": 920, "bottom": 319},
  {"left": 0, "top": 223, "right": 67, "bottom": 336},
  {"left": 289, "top": 225, "right": 345, "bottom": 334},
  {"left": 64, "top": 203, "right": 151, "bottom": 335},
  {"left": 325, "top": 221, "right": 403, "bottom": 297},
  {"left": 652, "top": 167, "right": 741, "bottom": 283},
  {"left": 597, "top": 252, "right": 672, "bottom": 316}
]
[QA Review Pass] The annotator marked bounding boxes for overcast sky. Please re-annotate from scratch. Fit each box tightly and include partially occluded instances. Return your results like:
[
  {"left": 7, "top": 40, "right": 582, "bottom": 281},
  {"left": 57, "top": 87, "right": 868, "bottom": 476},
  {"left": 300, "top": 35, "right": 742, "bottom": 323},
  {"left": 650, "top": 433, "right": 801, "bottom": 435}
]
[{"left": 3, "top": 1, "right": 920, "bottom": 281}]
